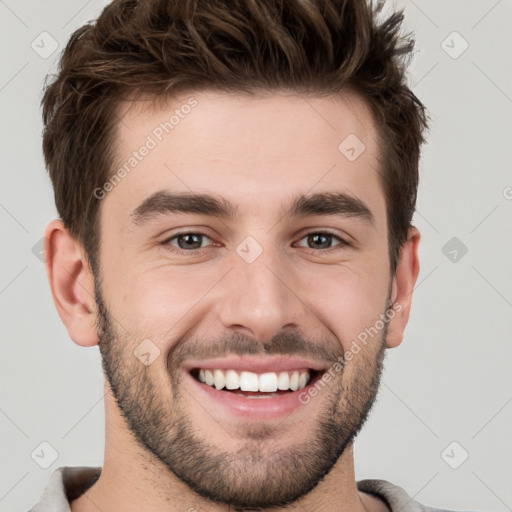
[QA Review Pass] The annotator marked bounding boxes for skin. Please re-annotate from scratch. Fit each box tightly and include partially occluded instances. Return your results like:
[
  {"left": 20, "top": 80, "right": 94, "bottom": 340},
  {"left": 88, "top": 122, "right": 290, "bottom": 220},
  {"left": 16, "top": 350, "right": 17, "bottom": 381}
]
[{"left": 44, "top": 89, "right": 420, "bottom": 512}]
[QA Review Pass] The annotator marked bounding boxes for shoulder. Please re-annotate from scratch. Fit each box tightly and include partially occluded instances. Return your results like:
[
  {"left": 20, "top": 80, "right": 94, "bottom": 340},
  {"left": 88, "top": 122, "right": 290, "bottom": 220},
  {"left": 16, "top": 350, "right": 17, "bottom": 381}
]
[
  {"left": 29, "top": 466, "right": 102, "bottom": 512},
  {"left": 357, "top": 479, "right": 478, "bottom": 512}
]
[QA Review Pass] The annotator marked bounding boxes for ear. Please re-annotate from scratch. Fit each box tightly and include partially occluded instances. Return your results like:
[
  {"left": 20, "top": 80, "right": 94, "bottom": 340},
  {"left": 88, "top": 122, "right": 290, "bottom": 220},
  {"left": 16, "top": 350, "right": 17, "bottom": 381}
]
[
  {"left": 385, "top": 226, "right": 420, "bottom": 349},
  {"left": 44, "top": 219, "right": 99, "bottom": 347}
]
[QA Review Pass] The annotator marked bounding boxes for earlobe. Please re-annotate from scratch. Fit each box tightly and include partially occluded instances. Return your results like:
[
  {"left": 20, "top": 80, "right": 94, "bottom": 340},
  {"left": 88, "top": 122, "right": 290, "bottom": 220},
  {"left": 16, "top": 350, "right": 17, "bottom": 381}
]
[
  {"left": 44, "top": 219, "right": 99, "bottom": 347},
  {"left": 385, "top": 226, "right": 421, "bottom": 349}
]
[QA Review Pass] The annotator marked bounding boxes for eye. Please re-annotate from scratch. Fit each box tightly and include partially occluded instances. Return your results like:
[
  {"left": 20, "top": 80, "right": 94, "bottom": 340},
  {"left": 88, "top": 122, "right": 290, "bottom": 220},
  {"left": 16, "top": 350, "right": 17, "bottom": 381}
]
[
  {"left": 295, "top": 231, "right": 348, "bottom": 251},
  {"left": 161, "top": 230, "right": 349, "bottom": 255},
  {"left": 163, "top": 232, "right": 214, "bottom": 252}
]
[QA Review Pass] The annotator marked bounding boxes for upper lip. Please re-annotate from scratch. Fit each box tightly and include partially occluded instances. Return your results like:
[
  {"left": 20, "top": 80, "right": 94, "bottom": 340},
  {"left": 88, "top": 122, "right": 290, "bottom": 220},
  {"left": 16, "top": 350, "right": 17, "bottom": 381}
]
[{"left": 182, "top": 355, "right": 329, "bottom": 374}]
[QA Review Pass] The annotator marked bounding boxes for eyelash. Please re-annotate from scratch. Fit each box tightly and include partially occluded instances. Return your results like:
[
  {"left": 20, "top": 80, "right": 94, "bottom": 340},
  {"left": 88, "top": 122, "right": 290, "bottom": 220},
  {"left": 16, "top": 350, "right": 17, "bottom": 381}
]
[{"left": 161, "top": 230, "right": 350, "bottom": 255}]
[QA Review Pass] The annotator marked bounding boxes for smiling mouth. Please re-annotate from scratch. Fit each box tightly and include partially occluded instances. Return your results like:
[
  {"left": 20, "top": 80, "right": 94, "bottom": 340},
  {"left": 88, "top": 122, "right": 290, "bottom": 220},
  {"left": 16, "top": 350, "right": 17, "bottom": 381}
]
[{"left": 190, "top": 368, "right": 323, "bottom": 398}]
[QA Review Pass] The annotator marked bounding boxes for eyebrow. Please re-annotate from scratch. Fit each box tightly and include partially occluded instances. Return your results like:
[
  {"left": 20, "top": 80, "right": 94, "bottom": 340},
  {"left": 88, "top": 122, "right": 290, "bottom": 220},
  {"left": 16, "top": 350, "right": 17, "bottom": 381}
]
[{"left": 130, "top": 190, "right": 375, "bottom": 226}]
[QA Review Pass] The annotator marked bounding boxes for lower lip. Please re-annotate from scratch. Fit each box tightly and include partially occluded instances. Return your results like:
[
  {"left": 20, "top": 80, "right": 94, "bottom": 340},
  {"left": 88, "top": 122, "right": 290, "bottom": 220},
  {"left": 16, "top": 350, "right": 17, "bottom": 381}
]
[{"left": 183, "top": 370, "right": 322, "bottom": 420}]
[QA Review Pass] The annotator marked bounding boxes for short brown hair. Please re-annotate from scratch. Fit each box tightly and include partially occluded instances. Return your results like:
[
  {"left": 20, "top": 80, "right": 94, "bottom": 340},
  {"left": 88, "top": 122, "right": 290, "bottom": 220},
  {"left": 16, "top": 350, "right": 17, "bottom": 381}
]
[{"left": 42, "top": 0, "right": 429, "bottom": 275}]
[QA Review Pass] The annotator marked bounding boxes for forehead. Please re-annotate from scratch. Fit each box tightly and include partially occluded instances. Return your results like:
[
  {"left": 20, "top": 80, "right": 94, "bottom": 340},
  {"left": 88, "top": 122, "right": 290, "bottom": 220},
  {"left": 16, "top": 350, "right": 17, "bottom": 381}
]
[{"left": 107, "top": 89, "right": 385, "bottom": 225}]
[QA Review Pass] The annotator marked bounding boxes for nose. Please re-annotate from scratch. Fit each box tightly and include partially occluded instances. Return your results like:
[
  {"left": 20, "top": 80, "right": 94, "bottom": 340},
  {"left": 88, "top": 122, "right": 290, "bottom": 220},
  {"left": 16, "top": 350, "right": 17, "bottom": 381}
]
[{"left": 215, "top": 245, "right": 307, "bottom": 343}]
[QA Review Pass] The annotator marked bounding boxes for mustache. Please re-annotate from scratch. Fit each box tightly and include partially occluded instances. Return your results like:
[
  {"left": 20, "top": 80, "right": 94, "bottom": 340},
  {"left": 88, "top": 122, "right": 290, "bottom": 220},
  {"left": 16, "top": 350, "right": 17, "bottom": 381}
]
[{"left": 168, "top": 330, "right": 345, "bottom": 371}]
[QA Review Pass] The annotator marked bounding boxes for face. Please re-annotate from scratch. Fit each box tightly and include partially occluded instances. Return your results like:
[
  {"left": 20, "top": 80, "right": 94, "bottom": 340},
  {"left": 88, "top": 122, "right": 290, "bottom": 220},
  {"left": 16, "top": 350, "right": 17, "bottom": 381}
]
[{"left": 95, "top": 90, "right": 394, "bottom": 509}]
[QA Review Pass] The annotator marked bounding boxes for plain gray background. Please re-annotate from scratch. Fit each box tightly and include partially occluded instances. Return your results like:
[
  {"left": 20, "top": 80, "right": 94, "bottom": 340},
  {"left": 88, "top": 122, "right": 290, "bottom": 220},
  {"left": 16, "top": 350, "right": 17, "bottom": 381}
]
[{"left": 1, "top": 1, "right": 511, "bottom": 510}]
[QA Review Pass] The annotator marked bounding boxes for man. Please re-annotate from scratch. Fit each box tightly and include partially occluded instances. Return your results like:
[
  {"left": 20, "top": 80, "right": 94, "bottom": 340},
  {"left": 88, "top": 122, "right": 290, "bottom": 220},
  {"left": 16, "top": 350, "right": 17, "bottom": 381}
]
[{"left": 30, "top": 0, "right": 465, "bottom": 511}]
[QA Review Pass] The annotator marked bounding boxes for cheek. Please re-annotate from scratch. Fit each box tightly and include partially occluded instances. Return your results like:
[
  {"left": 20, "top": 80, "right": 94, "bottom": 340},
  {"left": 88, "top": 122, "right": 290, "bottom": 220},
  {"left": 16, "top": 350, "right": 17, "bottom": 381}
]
[
  {"left": 109, "top": 265, "right": 221, "bottom": 341},
  {"left": 293, "top": 264, "right": 390, "bottom": 352}
]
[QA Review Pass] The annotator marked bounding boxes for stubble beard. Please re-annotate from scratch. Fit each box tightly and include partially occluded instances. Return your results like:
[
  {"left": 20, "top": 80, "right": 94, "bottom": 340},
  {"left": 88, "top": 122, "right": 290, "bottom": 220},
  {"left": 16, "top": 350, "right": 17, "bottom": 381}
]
[{"left": 95, "top": 279, "right": 387, "bottom": 510}]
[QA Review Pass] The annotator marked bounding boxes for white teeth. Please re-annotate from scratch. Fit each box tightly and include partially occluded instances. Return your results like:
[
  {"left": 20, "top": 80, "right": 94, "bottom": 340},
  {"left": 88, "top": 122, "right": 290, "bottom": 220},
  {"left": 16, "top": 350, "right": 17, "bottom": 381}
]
[
  {"left": 235, "top": 393, "right": 281, "bottom": 399},
  {"left": 298, "top": 372, "right": 309, "bottom": 389},
  {"left": 289, "top": 371, "right": 299, "bottom": 391},
  {"left": 259, "top": 372, "right": 278, "bottom": 392},
  {"left": 213, "top": 369, "right": 225, "bottom": 390},
  {"left": 196, "top": 368, "right": 312, "bottom": 393},
  {"left": 240, "top": 371, "right": 259, "bottom": 391},
  {"left": 225, "top": 369, "right": 239, "bottom": 390},
  {"left": 204, "top": 369, "right": 214, "bottom": 386},
  {"left": 277, "top": 372, "right": 290, "bottom": 390}
]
